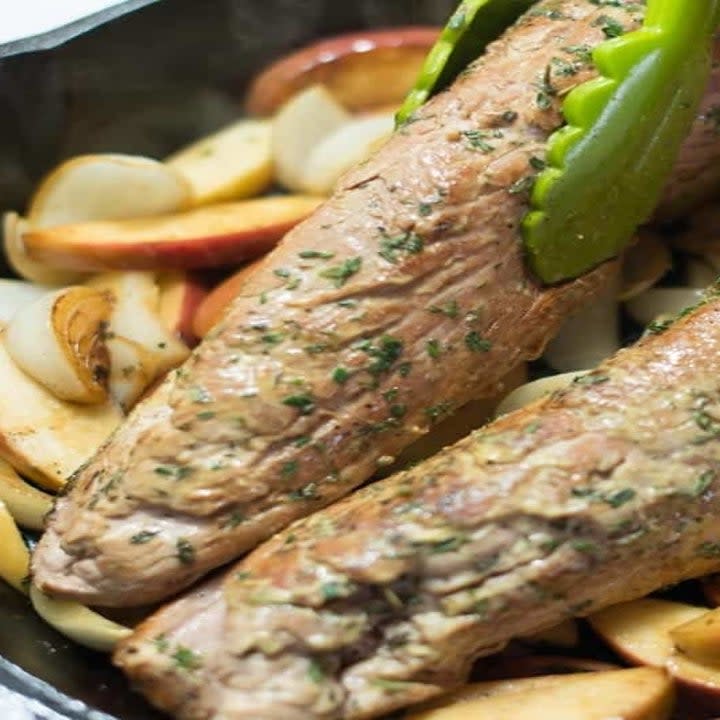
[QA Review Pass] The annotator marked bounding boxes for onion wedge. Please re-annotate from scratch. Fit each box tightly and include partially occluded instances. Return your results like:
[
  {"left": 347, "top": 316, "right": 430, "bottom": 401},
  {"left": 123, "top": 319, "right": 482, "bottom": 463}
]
[
  {"left": 6, "top": 286, "right": 112, "bottom": 404},
  {"left": 88, "top": 272, "right": 190, "bottom": 409}
]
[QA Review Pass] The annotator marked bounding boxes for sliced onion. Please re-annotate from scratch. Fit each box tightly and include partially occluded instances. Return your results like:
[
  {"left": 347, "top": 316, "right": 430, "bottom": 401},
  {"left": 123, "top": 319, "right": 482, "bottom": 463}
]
[
  {"left": 495, "top": 372, "right": 587, "bottom": 417},
  {"left": 544, "top": 274, "right": 620, "bottom": 372},
  {"left": 619, "top": 232, "right": 671, "bottom": 301},
  {"left": 0, "top": 458, "right": 53, "bottom": 530},
  {"left": 0, "top": 278, "right": 52, "bottom": 326},
  {"left": 0, "top": 500, "right": 30, "bottom": 593},
  {"left": 30, "top": 585, "right": 132, "bottom": 652},
  {"left": 6, "top": 286, "right": 112, "bottom": 404},
  {"left": 87, "top": 272, "right": 190, "bottom": 409},
  {"left": 625, "top": 287, "right": 705, "bottom": 328},
  {"left": 3, "top": 212, "right": 84, "bottom": 286}
]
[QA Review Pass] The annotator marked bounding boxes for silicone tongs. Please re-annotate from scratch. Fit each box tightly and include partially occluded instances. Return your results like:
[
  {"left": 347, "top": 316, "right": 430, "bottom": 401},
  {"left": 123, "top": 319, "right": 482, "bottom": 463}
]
[{"left": 399, "top": 0, "right": 720, "bottom": 284}]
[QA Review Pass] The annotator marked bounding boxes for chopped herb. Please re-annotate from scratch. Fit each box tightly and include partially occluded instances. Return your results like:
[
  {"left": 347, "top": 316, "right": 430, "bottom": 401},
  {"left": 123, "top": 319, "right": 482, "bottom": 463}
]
[
  {"left": 508, "top": 175, "right": 535, "bottom": 195},
  {"left": 693, "top": 410, "right": 720, "bottom": 436},
  {"left": 153, "top": 634, "right": 169, "bottom": 653},
  {"left": 429, "top": 300, "right": 459, "bottom": 318},
  {"left": 378, "top": 231, "right": 424, "bottom": 264},
  {"left": 465, "top": 332, "right": 492, "bottom": 352},
  {"left": 389, "top": 403, "right": 407, "bottom": 419},
  {"left": 357, "top": 335, "right": 404, "bottom": 376},
  {"left": 196, "top": 411, "right": 215, "bottom": 421},
  {"left": 397, "top": 361, "right": 412, "bottom": 377},
  {"left": 694, "top": 470, "right": 715, "bottom": 497},
  {"left": 172, "top": 646, "right": 202, "bottom": 671},
  {"left": 282, "top": 393, "right": 316, "bottom": 415},
  {"left": 604, "top": 488, "right": 636, "bottom": 508},
  {"left": 337, "top": 299, "right": 358, "bottom": 308},
  {"left": 273, "top": 268, "right": 291, "bottom": 279},
  {"left": 298, "top": 250, "right": 335, "bottom": 259},
  {"left": 462, "top": 130, "right": 496, "bottom": 153},
  {"left": 130, "top": 530, "right": 159, "bottom": 544},
  {"left": 281, "top": 460, "right": 299, "bottom": 477},
  {"left": 646, "top": 318, "right": 673, "bottom": 335},
  {"left": 261, "top": 332, "right": 284, "bottom": 345},
  {"left": 562, "top": 44, "right": 592, "bottom": 63},
  {"left": 294, "top": 436, "right": 310, "bottom": 448},
  {"left": 154, "top": 464, "right": 194, "bottom": 480},
  {"left": 319, "top": 257, "right": 362, "bottom": 287},
  {"left": 529, "top": 156, "right": 546, "bottom": 171},
  {"left": 573, "top": 372, "right": 609, "bottom": 386},
  {"left": 176, "top": 538, "right": 195, "bottom": 565},
  {"left": 426, "top": 339, "right": 442, "bottom": 359},
  {"left": 320, "top": 581, "right": 346, "bottom": 600},
  {"left": 571, "top": 539, "right": 598, "bottom": 554},
  {"left": 307, "top": 660, "right": 325, "bottom": 683},
  {"left": 418, "top": 202, "right": 434, "bottom": 216},
  {"left": 304, "top": 343, "right": 328, "bottom": 354},
  {"left": 501, "top": 110, "right": 518, "bottom": 124},
  {"left": 594, "top": 14, "right": 625, "bottom": 38},
  {"left": 332, "top": 366, "right": 350, "bottom": 384},
  {"left": 524, "top": 420, "right": 541, "bottom": 434},
  {"left": 235, "top": 570, "right": 252, "bottom": 581}
]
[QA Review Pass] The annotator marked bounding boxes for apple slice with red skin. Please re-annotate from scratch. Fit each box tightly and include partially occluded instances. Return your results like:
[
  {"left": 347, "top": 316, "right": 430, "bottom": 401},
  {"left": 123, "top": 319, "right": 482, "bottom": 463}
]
[
  {"left": 157, "top": 271, "right": 208, "bottom": 347},
  {"left": 245, "top": 27, "right": 439, "bottom": 116},
  {"left": 22, "top": 195, "right": 323, "bottom": 272},
  {"left": 589, "top": 598, "right": 720, "bottom": 715}
]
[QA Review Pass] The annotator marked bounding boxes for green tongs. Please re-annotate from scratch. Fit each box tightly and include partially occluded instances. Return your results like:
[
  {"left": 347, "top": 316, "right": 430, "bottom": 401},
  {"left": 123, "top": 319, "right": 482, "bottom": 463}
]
[{"left": 399, "top": 0, "right": 720, "bottom": 284}]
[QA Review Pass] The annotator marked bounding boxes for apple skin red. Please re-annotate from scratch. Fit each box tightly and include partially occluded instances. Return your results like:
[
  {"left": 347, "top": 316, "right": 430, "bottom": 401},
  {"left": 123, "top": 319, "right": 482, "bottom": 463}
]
[
  {"left": 245, "top": 27, "right": 439, "bottom": 115},
  {"left": 22, "top": 196, "right": 323, "bottom": 272}
]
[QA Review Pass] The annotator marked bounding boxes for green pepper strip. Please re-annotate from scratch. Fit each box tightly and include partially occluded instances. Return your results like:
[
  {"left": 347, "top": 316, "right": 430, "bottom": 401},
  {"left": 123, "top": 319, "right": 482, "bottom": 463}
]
[
  {"left": 395, "top": 0, "right": 536, "bottom": 126},
  {"left": 523, "top": 0, "right": 719, "bottom": 284}
]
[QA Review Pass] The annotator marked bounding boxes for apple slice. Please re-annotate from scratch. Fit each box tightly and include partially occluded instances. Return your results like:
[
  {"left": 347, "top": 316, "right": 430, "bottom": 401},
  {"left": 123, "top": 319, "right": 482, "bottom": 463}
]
[
  {"left": 272, "top": 85, "right": 350, "bottom": 191},
  {"left": 246, "top": 27, "right": 439, "bottom": 115},
  {"left": 27, "top": 154, "right": 192, "bottom": 228},
  {"left": 23, "top": 195, "right": 323, "bottom": 272},
  {"left": 88, "top": 272, "right": 190, "bottom": 410},
  {"left": 405, "top": 667, "right": 674, "bottom": 720},
  {"left": 589, "top": 598, "right": 720, "bottom": 712},
  {"left": 166, "top": 119, "right": 273, "bottom": 205},
  {"left": 670, "top": 607, "right": 720, "bottom": 665},
  {"left": 0, "top": 457, "right": 53, "bottom": 531},
  {"left": 157, "top": 271, "right": 208, "bottom": 346},
  {"left": 0, "top": 501, "right": 31, "bottom": 594},
  {"left": 192, "top": 260, "right": 261, "bottom": 338},
  {"left": 300, "top": 111, "right": 395, "bottom": 195},
  {"left": 0, "top": 332, "right": 122, "bottom": 491},
  {"left": 3, "top": 212, "right": 84, "bottom": 286},
  {"left": 6, "top": 286, "right": 112, "bottom": 404}
]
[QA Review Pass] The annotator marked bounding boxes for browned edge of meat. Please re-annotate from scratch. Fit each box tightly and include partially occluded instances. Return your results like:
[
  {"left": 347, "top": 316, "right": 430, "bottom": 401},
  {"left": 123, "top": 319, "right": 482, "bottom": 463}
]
[
  {"left": 32, "top": 0, "right": 650, "bottom": 606},
  {"left": 116, "top": 286, "right": 720, "bottom": 720}
]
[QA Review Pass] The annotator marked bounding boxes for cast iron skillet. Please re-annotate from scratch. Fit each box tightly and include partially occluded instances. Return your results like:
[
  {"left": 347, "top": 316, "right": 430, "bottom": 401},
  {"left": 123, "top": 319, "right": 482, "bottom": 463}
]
[{"left": 0, "top": 0, "right": 452, "bottom": 716}]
